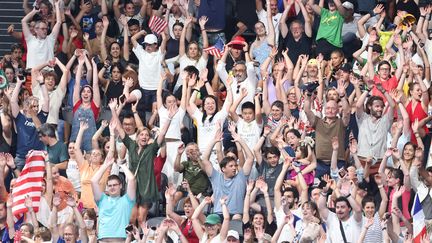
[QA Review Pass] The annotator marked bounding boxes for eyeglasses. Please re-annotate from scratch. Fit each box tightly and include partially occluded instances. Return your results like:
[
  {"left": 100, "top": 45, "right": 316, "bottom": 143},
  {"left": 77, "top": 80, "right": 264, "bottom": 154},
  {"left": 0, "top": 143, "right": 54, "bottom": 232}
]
[
  {"left": 107, "top": 183, "right": 120, "bottom": 188},
  {"left": 379, "top": 67, "right": 390, "bottom": 71},
  {"left": 37, "top": 27, "right": 48, "bottom": 31},
  {"left": 233, "top": 68, "right": 246, "bottom": 72}
]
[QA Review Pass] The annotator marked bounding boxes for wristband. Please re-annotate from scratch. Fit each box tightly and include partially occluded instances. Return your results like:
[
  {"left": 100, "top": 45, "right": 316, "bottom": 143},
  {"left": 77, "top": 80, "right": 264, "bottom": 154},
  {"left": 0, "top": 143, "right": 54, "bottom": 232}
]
[
  {"left": 244, "top": 50, "right": 249, "bottom": 53},
  {"left": 369, "top": 10, "right": 377, "bottom": 17},
  {"left": 39, "top": 82, "right": 45, "bottom": 86},
  {"left": 378, "top": 185, "right": 383, "bottom": 189},
  {"left": 421, "top": 15, "right": 426, "bottom": 18},
  {"left": 345, "top": 193, "right": 351, "bottom": 198},
  {"left": 320, "top": 191, "right": 328, "bottom": 196},
  {"left": 193, "top": 88, "right": 199, "bottom": 93},
  {"left": 382, "top": 227, "right": 387, "bottom": 231},
  {"left": 339, "top": 94, "right": 345, "bottom": 98}
]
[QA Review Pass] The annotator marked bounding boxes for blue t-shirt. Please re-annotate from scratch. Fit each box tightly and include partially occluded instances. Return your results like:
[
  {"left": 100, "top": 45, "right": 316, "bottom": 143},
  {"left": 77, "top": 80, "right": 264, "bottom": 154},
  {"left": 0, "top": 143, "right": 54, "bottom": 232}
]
[
  {"left": 210, "top": 169, "right": 246, "bottom": 215},
  {"left": 15, "top": 112, "right": 48, "bottom": 158},
  {"left": 97, "top": 193, "right": 135, "bottom": 239}
]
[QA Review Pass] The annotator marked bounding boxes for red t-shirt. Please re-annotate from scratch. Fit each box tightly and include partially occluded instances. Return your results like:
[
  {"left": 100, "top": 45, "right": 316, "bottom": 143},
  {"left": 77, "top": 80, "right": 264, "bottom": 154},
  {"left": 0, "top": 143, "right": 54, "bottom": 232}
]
[{"left": 372, "top": 75, "right": 398, "bottom": 102}]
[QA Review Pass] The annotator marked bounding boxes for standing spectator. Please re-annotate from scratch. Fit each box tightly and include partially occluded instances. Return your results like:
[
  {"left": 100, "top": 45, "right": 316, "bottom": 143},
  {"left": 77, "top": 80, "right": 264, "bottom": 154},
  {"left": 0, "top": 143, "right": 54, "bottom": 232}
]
[
  {"left": 38, "top": 124, "right": 69, "bottom": 173},
  {"left": 21, "top": 1, "right": 61, "bottom": 69},
  {"left": 304, "top": 80, "right": 350, "bottom": 179},
  {"left": 318, "top": 178, "right": 363, "bottom": 243},
  {"left": 356, "top": 85, "right": 395, "bottom": 174},
  {"left": 70, "top": 55, "right": 100, "bottom": 153},
  {"left": 280, "top": 0, "right": 313, "bottom": 64},
  {"left": 131, "top": 31, "right": 168, "bottom": 112},
  {"left": 308, "top": 0, "right": 346, "bottom": 59},
  {"left": 91, "top": 158, "right": 136, "bottom": 241},
  {"left": 9, "top": 75, "right": 49, "bottom": 169},
  {"left": 201, "top": 129, "right": 254, "bottom": 218}
]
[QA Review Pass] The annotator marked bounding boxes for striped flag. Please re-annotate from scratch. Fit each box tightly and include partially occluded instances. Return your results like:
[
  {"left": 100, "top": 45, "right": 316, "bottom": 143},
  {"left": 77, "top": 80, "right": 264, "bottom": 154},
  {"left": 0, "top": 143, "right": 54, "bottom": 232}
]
[
  {"left": 203, "top": 37, "right": 225, "bottom": 58},
  {"left": 11, "top": 150, "right": 45, "bottom": 216},
  {"left": 148, "top": 15, "right": 168, "bottom": 35},
  {"left": 412, "top": 194, "right": 427, "bottom": 243}
]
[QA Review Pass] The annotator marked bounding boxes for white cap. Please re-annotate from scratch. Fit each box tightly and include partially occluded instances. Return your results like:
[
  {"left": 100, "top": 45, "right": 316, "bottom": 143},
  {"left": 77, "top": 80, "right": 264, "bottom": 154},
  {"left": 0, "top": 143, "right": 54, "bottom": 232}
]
[
  {"left": 342, "top": 1, "right": 354, "bottom": 10},
  {"left": 227, "top": 230, "right": 240, "bottom": 240},
  {"left": 143, "top": 34, "right": 158, "bottom": 44}
]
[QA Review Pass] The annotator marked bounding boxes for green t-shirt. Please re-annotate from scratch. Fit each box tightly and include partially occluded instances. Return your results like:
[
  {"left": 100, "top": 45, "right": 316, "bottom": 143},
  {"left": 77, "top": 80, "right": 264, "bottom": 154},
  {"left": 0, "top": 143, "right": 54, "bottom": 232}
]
[
  {"left": 316, "top": 8, "right": 344, "bottom": 48},
  {"left": 181, "top": 160, "right": 210, "bottom": 195},
  {"left": 123, "top": 135, "right": 160, "bottom": 204},
  {"left": 47, "top": 141, "right": 69, "bottom": 164}
]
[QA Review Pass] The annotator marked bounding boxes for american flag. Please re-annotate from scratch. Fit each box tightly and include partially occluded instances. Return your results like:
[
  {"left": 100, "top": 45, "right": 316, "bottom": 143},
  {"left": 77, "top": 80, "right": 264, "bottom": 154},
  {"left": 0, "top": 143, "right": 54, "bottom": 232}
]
[
  {"left": 148, "top": 15, "right": 168, "bottom": 35},
  {"left": 12, "top": 150, "right": 45, "bottom": 216},
  {"left": 204, "top": 37, "right": 225, "bottom": 58}
]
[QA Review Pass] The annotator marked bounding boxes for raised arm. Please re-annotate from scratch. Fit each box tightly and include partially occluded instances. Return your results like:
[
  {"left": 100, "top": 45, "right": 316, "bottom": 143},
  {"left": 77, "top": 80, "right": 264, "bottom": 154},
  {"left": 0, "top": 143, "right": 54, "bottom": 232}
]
[
  {"left": 67, "top": 196, "right": 88, "bottom": 243},
  {"left": 307, "top": 0, "right": 322, "bottom": 15},
  {"left": 91, "top": 58, "right": 101, "bottom": 107},
  {"left": 21, "top": 8, "right": 39, "bottom": 39},
  {"left": 100, "top": 16, "right": 110, "bottom": 62},
  {"left": 179, "top": 16, "right": 193, "bottom": 57},
  {"left": 317, "top": 176, "right": 332, "bottom": 220},
  {"left": 231, "top": 129, "right": 254, "bottom": 175},
  {"left": 91, "top": 158, "right": 115, "bottom": 202},
  {"left": 120, "top": 163, "right": 137, "bottom": 200},
  {"left": 219, "top": 196, "right": 230, "bottom": 240},
  {"left": 75, "top": 121, "right": 89, "bottom": 167},
  {"left": 265, "top": 0, "right": 275, "bottom": 46},
  {"left": 229, "top": 88, "right": 247, "bottom": 122},
  {"left": 274, "top": 157, "right": 291, "bottom": 211},
  {"left": 201, "top": 130, "right": 221, "bottom": 176},
  {"left": 50, "top": 1, "right": 62, "bottom": 40},
  {"left": 199, "top": 16, "right": 209, "bottom": 59},
  {"left": 191, "top": 197, "right": 212, "bottom": 239}
]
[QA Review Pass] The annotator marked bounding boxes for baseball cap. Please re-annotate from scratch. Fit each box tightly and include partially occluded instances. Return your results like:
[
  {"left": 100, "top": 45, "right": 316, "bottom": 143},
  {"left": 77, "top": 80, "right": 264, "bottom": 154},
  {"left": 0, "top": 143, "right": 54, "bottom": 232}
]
[
  {"left": 340, "top": 63, "right": 352, "bottom": 73},
  {"left": 229, "top": 36, "right": 246, "bottom": 50},
  {"left": 342, "top": 1, "right": 354, "bottom": 10},
  {"left": 227, "top": 230, "right": 240, "bottom": 240},
  {"left": 204, "top": 214, "right": 221, "bottom": 225},
  {"left": 143, "top": 34, "right": 158, "bottom": 44},
  {"left": 307, "top": 58, "right": 318, "bottom": 66}
]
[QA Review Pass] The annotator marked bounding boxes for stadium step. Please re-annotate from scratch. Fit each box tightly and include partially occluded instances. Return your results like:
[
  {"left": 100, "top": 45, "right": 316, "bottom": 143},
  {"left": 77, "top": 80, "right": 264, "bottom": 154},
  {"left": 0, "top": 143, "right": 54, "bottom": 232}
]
[{"left": 0, "top": 1, "right": 32, "bottom": 58}]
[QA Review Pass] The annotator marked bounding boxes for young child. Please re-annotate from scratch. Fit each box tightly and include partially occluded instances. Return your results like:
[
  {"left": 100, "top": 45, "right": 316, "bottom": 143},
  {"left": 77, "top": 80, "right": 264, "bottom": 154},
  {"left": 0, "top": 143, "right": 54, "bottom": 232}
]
[{"left": 288, "top": 142, "right": 315, "bottom": 186}]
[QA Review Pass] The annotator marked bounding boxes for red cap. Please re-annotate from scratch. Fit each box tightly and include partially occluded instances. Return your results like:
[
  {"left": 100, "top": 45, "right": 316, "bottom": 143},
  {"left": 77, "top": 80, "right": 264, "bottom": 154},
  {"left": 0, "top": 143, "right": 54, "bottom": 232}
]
[{"left": 228, "top": 36, "right": 246, "bottom": 50}]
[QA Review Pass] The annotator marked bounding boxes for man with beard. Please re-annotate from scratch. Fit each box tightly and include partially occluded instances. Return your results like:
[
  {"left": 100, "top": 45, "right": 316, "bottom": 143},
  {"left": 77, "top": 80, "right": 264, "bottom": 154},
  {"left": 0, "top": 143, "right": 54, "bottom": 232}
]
[
  {"left": 217, "top": 42, "right": 257, "bottom": 115},
  {"left": 356, "top": 83, "right": 395, "bottom": 174},
  {"left": 318, "top": 179, "right": 363, "bottom": 243}
]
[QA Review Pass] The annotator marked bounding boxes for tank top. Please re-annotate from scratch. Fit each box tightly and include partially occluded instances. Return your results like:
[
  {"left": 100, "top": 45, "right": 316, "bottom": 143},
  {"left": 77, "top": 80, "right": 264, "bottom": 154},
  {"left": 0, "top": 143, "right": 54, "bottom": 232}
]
[
  {"left": 406, "top": 100, "right": 429, "bottom": 143},
  {"left": 181, "top": 219, "right": 199, "bottom": 243}
]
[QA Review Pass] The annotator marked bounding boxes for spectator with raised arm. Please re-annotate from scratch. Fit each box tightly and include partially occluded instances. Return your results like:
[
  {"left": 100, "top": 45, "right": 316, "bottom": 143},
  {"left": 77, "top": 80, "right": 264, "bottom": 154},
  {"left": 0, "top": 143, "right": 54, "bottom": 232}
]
[
  {"left": 10, "top": 74, "right": 49, "bottom": 169},
  {"left": 112, "top": 99, "right": 174, "bottom": 225},
  {"left": 132, "top": 29, "right": 168, "bottom": 112},
  {"left": 91, "top": 157, "right": 136, "bottom": 241},
  {"left": 21, "top": 1, "right": 61, "bottom": 69}
]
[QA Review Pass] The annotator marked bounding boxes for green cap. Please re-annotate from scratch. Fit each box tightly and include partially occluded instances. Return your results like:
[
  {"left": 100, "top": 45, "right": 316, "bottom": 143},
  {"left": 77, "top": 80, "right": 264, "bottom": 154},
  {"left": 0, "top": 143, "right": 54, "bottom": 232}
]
[{"left": 205, "top": 214, "right": 221, "bottom": 225}]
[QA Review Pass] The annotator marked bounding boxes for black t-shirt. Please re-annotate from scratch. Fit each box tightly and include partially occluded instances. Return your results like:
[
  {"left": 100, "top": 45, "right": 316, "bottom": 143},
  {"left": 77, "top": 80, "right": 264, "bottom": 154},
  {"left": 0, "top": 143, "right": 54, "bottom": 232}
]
[{"left": 284, "top": 32, "right": 312, "bottom": 64}]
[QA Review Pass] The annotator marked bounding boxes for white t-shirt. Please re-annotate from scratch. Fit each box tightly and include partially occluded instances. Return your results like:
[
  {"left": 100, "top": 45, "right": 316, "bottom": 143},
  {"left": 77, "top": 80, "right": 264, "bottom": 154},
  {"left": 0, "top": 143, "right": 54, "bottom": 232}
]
[
  {"left": 200, "top": 233, "right": 222, "bottom": 243},
  {"left": 192, "top": 105, "right": 229, "bottom": 153},
  {"left": 216, "top": 61, "right": 258, "bottom": 114},
  {"left": 237, "top": 118, "right": 262, "bottom": 151},
  {"left": 325, "top": 211, "right": 362, "bottom": 243},
  {"left": 66, "top": 159, "right": 81, "bottom": 192},
  {"left": 158, "top": 106, "right": 185, "bottom": 139},
  {"left": 26, "top": 34, "right": 56, "bottom": 69},
  {"left": 133, "top": 46, "right": 163, "bottom": 90},
  {"left": 274, "top": 206, "right": 302, "bottom": 243},
  {"left": 175, "top": 55, "right": 208, "bottom": 92},
  {"left": 32, "top": 84, "right": 66, "bottom": 125}
]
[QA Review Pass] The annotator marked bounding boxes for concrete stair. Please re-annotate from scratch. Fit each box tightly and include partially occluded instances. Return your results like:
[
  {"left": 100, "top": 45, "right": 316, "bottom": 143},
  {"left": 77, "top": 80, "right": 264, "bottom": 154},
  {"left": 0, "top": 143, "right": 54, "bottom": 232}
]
[{"left": 0, "top": 1, "right": 28, "bottom": 58}]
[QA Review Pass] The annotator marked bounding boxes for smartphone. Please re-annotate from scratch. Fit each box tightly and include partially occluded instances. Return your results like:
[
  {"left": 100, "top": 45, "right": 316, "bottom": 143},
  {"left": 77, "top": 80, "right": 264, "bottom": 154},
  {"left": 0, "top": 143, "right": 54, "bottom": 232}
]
[
  {"left": 338, "top": 168, "right": 347, "bottom": 178},
  {"left": 125, "top": 224, "right": 133, "bottom": 233},
  {"left": 293, "top": 161, "right": 302, "bottom": 167}
]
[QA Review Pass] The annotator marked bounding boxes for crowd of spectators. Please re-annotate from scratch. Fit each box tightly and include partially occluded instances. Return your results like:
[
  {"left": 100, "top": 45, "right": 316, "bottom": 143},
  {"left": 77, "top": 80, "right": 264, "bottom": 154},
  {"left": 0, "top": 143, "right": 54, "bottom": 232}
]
[{"left": 0, "top": 0, "right": 432, "bottom": 242}]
